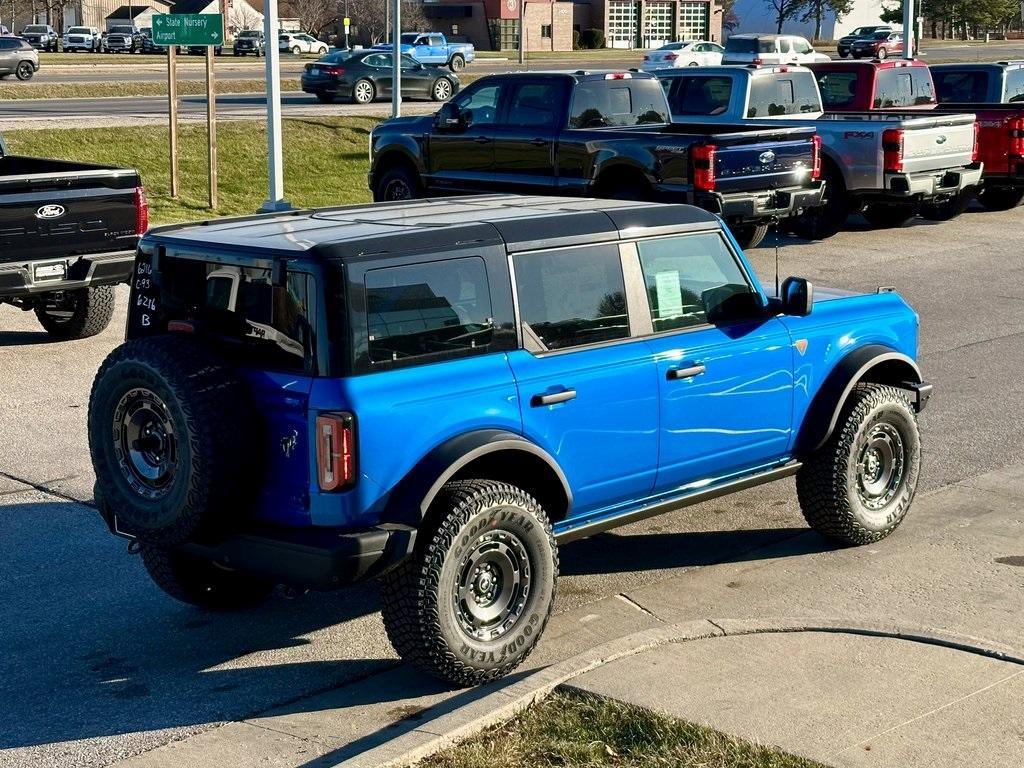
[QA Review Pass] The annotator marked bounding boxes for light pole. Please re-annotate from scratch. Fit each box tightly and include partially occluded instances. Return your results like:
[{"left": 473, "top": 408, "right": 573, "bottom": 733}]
[
  {"left": 391, "top": 0, "right": 401, "bottom": 117},
  {"left": 902, "top": 0, "right": 914, "bottom": 60},
  {"left": 518, "top": 0, "right": 525, "bottom": 65},
  {"left": 261, "top": 0, "right": 290, "bottom": 211}
]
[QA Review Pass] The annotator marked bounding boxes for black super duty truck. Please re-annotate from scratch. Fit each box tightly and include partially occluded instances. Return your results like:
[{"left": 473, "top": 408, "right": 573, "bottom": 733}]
[
  {"left": 369, "top": 70, "right": 825, "bottom": 248},
  {"left": 0, "top": 131, "right": 147, "bottom": 340}
]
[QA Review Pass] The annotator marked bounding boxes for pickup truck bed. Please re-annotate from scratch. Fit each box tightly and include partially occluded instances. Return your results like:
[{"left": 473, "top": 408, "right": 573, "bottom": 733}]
[{"left": 0, "top": 135, "right": 146, "bottom": 339}]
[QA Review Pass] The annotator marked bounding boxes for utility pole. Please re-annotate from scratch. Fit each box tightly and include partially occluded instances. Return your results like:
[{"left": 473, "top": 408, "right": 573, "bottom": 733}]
[
  {"left": 902, "top": 0, "right": 914, "bottom": 59},
  {"left": 518, "top": 0, "right": 525, "bottom": 65},
  {"left": 261, "top": 0, "right": 290, "bottom": 211},
  {"left": 392, "top": 0, "right": 401, "bottom": 117}
]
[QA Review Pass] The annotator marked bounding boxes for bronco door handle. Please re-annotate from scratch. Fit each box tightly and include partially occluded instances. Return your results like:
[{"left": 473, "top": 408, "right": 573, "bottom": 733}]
[
  {"left": 531, "top": 389, "right": 577, "bottom": 407},
  {"left": 667, "top": 364, "right": 705, "bottom": 380}
]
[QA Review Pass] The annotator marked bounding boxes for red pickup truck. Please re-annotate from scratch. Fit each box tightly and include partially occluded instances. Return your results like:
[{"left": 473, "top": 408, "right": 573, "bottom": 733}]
[{"left": 809, "top": 59, "right": 1024, "bottom": 213}]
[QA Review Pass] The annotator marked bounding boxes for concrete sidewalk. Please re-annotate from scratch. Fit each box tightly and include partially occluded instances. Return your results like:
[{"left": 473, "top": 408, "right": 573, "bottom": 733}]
[{"left": 567, "top": 628, "right": 1024, "bottom": 767}]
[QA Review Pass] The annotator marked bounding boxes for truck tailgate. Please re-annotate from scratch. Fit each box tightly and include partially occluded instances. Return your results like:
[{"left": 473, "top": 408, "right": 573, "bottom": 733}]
[
  {"left": 894, "top": 113, "right": 977, "bottom": 175},
  {"left": 937, "top": 103, "right": 1024, "bottom": 177},
  {"left": 0, "top": 156, "right": 141, "bottom": 263},
  {"left": 669, "top": 122, "right": 818, "bottom": 193}
]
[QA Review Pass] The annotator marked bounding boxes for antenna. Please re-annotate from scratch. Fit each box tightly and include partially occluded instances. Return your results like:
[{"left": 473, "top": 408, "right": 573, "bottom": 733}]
[{"left": 773, "top": 219, "right": 780, "bottom": 297}]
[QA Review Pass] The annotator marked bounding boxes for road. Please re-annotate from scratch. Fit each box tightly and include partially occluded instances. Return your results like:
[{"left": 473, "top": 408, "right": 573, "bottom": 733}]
[{"left": 2, "top": 203, "right": 1023, "bottom": 767}]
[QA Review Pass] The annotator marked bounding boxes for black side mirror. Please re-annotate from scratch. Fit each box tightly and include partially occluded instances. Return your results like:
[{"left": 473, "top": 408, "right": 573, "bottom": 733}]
[
  {"left": 780, "top": 276, "right": 813, "bottom": 316},
  {"left": 435, "top": 102, "right": 463, "bottom": 130}
]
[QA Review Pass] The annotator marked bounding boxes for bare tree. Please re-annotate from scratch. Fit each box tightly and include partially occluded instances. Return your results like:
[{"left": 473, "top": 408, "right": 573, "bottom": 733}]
[
  {"left": 344, "top": 0, "right": 425, "bottom": 46},
  {"left": 229, "top": 1, "right": 263, "bottom": 33},
  {"left": 281, "top": 0, "right": 340, "bottom": 36}
]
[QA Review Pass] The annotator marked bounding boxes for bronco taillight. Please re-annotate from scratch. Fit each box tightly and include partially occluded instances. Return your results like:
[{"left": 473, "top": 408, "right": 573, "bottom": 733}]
[
  {"left": 134, "top": 186, "right": 149, "bottom": 235},
  {"left": 882, "top": 128, "right": 904, "bottom": 173},
  {"left": 1009, "top": 117, "right": 1024, "bottom": 158},
  {"left": 316, "top": 413, "right": 355, "bottom": 491},
  {"left": 811, "top": 134, "right": 822, "bottom": 180},
  {"left": 691, "top": 143, "right": 716, "bottom": 192}
]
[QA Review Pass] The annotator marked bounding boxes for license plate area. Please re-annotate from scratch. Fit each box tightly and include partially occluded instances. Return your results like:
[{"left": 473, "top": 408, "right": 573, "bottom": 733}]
[{"left": 33, "top": 261, "right": 67, "bottom": 282}]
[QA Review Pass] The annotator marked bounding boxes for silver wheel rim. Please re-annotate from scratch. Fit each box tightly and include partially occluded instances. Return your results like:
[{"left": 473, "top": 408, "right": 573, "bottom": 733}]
[
  {"left": 434, "top": 79, "right": 451, "bottom": 100},
  {"left": 354, "top": 81, "right": 373, "bottom": 103},
  {"left": 857, "top": 422, "right": 905, "bottom": 511},
  {"left": 454, "top": 527, "right": 531, "bottom": 642},
  {"left": 17, "top": 63, "right": 31, "bottom": 79}
]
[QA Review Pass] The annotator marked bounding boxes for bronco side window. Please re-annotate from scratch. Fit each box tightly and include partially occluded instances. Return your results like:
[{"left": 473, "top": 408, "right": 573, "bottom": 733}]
[
  {"left": 513, "top": 244, "right": 628, "bottom": 351},
  {"left": 362, "top": 257, "right": 495, "bottom": 369}
]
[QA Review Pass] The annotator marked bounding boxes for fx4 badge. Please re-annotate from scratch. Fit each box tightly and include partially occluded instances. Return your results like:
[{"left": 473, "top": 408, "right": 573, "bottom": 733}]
[{"left": 35, "top": 204, "right": 66, "bottom": 220}]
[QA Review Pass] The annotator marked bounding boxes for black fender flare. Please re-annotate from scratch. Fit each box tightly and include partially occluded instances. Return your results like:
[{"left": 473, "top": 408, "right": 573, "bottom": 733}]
[
  {"left": 795, "top": 344, "right": 926, "bottom": 455},
  {"left": 370, "top": 142, "right": 426, "bottom": 186},
  {"left": 380, "top": 429, "right": 573, "bottom": 527}
]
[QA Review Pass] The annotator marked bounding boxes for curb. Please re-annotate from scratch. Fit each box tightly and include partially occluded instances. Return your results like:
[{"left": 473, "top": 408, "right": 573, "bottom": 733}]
[{"left": 340, "top": 617, "right": 1024, "bottom": 768}]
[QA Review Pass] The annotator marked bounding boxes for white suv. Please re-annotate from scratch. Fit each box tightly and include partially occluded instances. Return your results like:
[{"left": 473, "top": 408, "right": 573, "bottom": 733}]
[
  {"left": 278, "top": 32, "right": 328, "bottom": 55},
  {"left": 63, "top": 26, "right": 102, "bottom": 53},
  {"left": 723, "top": 34, "right": 830, "bottom": 66}
]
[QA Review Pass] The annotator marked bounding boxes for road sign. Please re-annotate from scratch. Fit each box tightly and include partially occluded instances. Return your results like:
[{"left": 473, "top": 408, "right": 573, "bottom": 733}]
[{"left": 152, "top": 14, "right": 224, "bottom": 47}]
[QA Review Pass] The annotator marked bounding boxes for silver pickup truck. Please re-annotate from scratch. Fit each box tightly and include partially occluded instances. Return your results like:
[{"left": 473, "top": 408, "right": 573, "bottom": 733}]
[{"left": 657, "top": 64, "right": 982, "bottom": 239}]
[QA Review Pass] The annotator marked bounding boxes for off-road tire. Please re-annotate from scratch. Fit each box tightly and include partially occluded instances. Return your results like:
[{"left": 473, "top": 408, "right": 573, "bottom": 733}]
[
  {"left": 797, "top": 383, "right": 921, "bottom": 546},
  {"left": 448, "top": 54, "right": 465, "bottom": 72},
  {"left": 373, "top": 164, "right": 423, "bottom": 202},
  {"left": 920, "top": 188, "right": 974, "bottom": 221},
  {"left": 861, "top": 202, "right": 915, "bottom": 229},
  {"left": 35, "top": 286, "right": 115, "bottom": 340},
  {"left": 140, "top": 545, "right": 274, "bottom": 610},
  {"left": 731, "top": 222, "right": 770, "bottom": 250},
  {"left": 88, "top": 335, "right": 251, "bottom": 546},
  {"left": 789, "top": 164, "right": 847, "bottom": 241},
  {"left": 379, "top": 480, "right": 559, "bottom": 687},
  {"left": 978, "top": 187, "right": 1024, "bottom": 211}
]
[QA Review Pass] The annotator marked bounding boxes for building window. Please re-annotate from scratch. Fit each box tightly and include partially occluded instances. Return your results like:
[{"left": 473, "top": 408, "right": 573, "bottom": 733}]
[
  {"left": 607, "top": 0, "right": 638, "bottom": 49},
  {"left": 541, "top": 24, "right": 552, "bottom": 39},
  {"left": 490, "top": 18, "right": 519, "bottom": 50},
  {"left": 678, "top": 1, "right": 709, "bottom": 40},
  {"left": 643, "top": 1, "right": 673, "bottom": 47}
]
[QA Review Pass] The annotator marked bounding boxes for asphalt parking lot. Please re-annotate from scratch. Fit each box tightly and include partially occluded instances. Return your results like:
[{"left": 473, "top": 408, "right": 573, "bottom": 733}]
[{"left": 2, "top": 202, "right": 1023, "bottom": 768}]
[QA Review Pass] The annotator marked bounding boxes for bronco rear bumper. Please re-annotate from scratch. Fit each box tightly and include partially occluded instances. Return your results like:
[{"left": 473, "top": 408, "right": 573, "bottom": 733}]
[
  {"left": 698, "top": 181, "right": 826, "bottom": 224},
  {"left": 0, "top": 251, "right": 135, "bottom": 298}
]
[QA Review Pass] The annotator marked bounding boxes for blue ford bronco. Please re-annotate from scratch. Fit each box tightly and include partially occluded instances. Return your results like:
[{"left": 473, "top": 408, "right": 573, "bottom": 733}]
[{"left": 88, "top": 196, "right": 931, "bottom": 686}]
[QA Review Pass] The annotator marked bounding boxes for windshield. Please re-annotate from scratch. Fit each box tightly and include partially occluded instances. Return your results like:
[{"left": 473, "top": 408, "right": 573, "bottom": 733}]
[
  {"left": 69, "top": 27, "right": 90, "bottom": 34},
  {"left": 400, "top": 33, "right": 419, "bottom": 44},
  {"left": 24, "top": 26, "right": 47, "bottom": 32},
  {"left": 238, "top": 30, "right": 260, "bottom": 38},
  {"left": 321, "top": 50, "right": 354, "bottom": 63},
  {"left": 726, "top": 37, "right": 774, "bottom": 54},
  {"left": 871, "top": 31, "right": 890, "bottom": 40},
  {"left": 111, "top": 26, "right": 133, "bottom": 33}
]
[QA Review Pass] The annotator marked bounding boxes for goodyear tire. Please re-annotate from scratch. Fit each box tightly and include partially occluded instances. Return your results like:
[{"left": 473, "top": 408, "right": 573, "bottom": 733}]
[
  {"left": 796, "top": 383, "right": 921, "bottom": 546},
  {"left": 35, "top": 286, "right": 115, "bottom": 340},
  {"left": 88, "top": 335, "right": 250, "bottom": 546},
  {"left": 140, "top": 544, "right": 274, "bottom": 610},
  {"left": 380, "top": 480, "right": 558, "bottom": 686},
  {"left": 731, "top": 222, "right": 769, "bottom": 250}
]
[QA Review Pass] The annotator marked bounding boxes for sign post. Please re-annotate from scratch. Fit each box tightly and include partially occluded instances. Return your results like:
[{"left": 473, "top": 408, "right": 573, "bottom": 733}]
[
  {"left": 152, "top": 14, "right": 224, "bottom": 208},
  {"left": 261, "top": 0, "right": 290, "bottom": 211},
  {"left": 343, "top": 16, "right": 350, "bottom": 49},
  {"left": 391, "top": 0, "right": 401, "bottom": 117}
]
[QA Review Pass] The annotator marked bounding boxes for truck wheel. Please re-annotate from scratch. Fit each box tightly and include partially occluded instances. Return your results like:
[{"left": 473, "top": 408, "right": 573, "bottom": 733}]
[
  {"left": 789, "top": 165, "right": 847, "bottom": 241},
  {"left": 731, "top": 222, "right": 769, "bottom": 249},
  {"left": 140, "top": 545, "right": 274, "bottom": 611},
  {"left": 920, "top": 188, "right": 974, "bottom": 221},
  {"left": 88, "top": 335, "right": 250, "bottom": 546},
  {"left": 797, "top": 383, "right": 920, "bottom": 546},
  {"left": 449, "top": 54, "right": 465, "bottom": 72},
  {"left": 379, "top": 480, "right": 558, "bottom": 686},
  {"left": 861, "top": 203, "right": 915, "bottom": 229},
  {"left": 35, "top": 286, "right": 115, "bottom": 340},
  {"left": 977, "top": 187, "right": 1024, "bottom": 211},
  {"left": 374, "top": 165, "right": 422, "bottom": 201}
]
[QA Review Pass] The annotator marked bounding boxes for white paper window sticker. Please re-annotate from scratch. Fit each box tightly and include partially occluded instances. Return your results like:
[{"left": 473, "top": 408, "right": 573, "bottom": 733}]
[{"left": 655, "top": 270, "right": 683, "bottom": 319}]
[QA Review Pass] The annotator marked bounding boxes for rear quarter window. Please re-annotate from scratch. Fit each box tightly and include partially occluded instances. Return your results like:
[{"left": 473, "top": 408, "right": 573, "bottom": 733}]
[
  {"left": 933, "top": 70, "right": 989, "bottom": 103},
  {"left": 874, "top": 68, "right": 935, "bottom": 108},
  {"left": 568, "top": 79, "right": 669, "bottom": 128},
  {"left": 664, "top": 75, "right": 733, "bottom": 116},
  {"left": 816, "top": 70, "right": 859, "bottom": 109},
  {"left": 1005, "top": 69, "right": 1024, "bottom": 102},
  {"left": 747, "top": 74, "right": 821, "bottom": 117}
]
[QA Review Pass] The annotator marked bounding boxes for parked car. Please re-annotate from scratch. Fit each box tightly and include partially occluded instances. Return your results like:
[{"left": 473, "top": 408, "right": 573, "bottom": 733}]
[
  {"left": 279, "top": 32, "right": 328, "bottom": 56},
  {"left": 374, "top": 32, "right": 475, "bottom": 72},
  {"left": 851, "top": 30, "right": 904, "bottom": 60},
  {"left": 641, "top": 40, "right": 723, "bottom": 71},
  {"left": 0, "top": 37, "right": 39, "bottom": 80},
  {"left": 656, "top": 63, "right": 982, "bottom": 238},
  {"left": 370, "top": 70, "right": 824, "bottom": 249},
  {"left": 87, "top": 194, "right": 930, "bottom": 687},
  {"left": 186, "top": 44, "right": 223, "bottom": 56},
  {"left": 928, "top": 62, "right": 1024, "bottom": 211},
  {"left": 0, "top": 130, "right": 147, "bottom": 339},
  {"left": 836, "top": 25, "right": 892, "bottom": 58},
  {"left": 722, "top": 34, "right": 829, "bottom": 66},
  {"left": 302, "top": 49, "right": 459, "bottom": 104},
  {"left": 64, "top": 26, "right": 102, "bottom": 53},
  {"left": 20, "top": 24, "right": 59, "bottom": 52},
  {"left": 104, "top": 25, "right": 142, "bottom": 53},
  {"left": 233, "top": 29, "right": 264, "bottom": 57},
  {"left": 0, "top": 26, "right": 9, "bottom": 36}
]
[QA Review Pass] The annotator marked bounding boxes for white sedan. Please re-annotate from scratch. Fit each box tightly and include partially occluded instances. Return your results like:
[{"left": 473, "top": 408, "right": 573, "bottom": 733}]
[
  {"left": 279, "top": 32, "right": 329, "bottom": 55},
  {"left": 641, "top": 40, "right": 724, "bottom": 71}
]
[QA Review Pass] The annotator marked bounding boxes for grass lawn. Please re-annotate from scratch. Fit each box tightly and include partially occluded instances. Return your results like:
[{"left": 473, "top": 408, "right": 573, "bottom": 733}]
[
  {"left": 419, "top": 691, "right": 826, "bottom": 768},
  {"left": 4, "top": 116, "right": 379, "bottom": 225},
  {"left": 0, "top": 78, "right": 300, "bottom": 101}
]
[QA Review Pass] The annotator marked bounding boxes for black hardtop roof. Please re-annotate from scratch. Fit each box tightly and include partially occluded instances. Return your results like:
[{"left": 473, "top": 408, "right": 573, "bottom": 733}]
[{"left": 144, "top": 196, "right": 721, "bottom": 261}]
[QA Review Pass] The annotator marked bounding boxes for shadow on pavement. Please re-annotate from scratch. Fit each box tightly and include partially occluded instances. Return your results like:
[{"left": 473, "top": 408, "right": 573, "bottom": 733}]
[{"left": 0, "top": 329, "right": 54, "bottom": 347}]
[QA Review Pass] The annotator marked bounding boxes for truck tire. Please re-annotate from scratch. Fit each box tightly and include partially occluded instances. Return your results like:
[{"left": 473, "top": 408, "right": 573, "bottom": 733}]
[
  {"left": 373, "top": 164, "right": 423, "bottom": 201},
  {"left": 920, "top": 188, "right": 974, "bottom": 221},
  {"left": 789, "top": 165, "right": 847, "bottom": 241},
  {"left": 88, "top": 335, "right": 251, "bottom": 546},
  {"left": 731, "top": 222, "right": 769, "bottom": 249},
  {"left": 978, "top": 187, "right": 1024, "bottom": 211},
  {"left": 449, "top": 54, "right": 465, "bottom": 72},
  {"left": 861, "top": 203, "right": 915, "bottom": 229},
  {"left": 140, "top": 544, "right": 274, "bottom": 611},
  {"left": 35, "top": 286, "right": 115, "bottom": 340},
  {"left": 796, "top": 383, "right": 920, "bottom": 546},
  {"left": 379, "top": 479, "right": 558, "bottom": 686}
]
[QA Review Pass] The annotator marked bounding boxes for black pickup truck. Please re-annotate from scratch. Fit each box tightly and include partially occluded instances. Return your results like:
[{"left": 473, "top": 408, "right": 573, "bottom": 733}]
[
  {"left": 369, "top": 70, "right": 825, "bottom": 248},
  {"left": 0, "top": 132, "right": 147, "bottom": 339}
]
